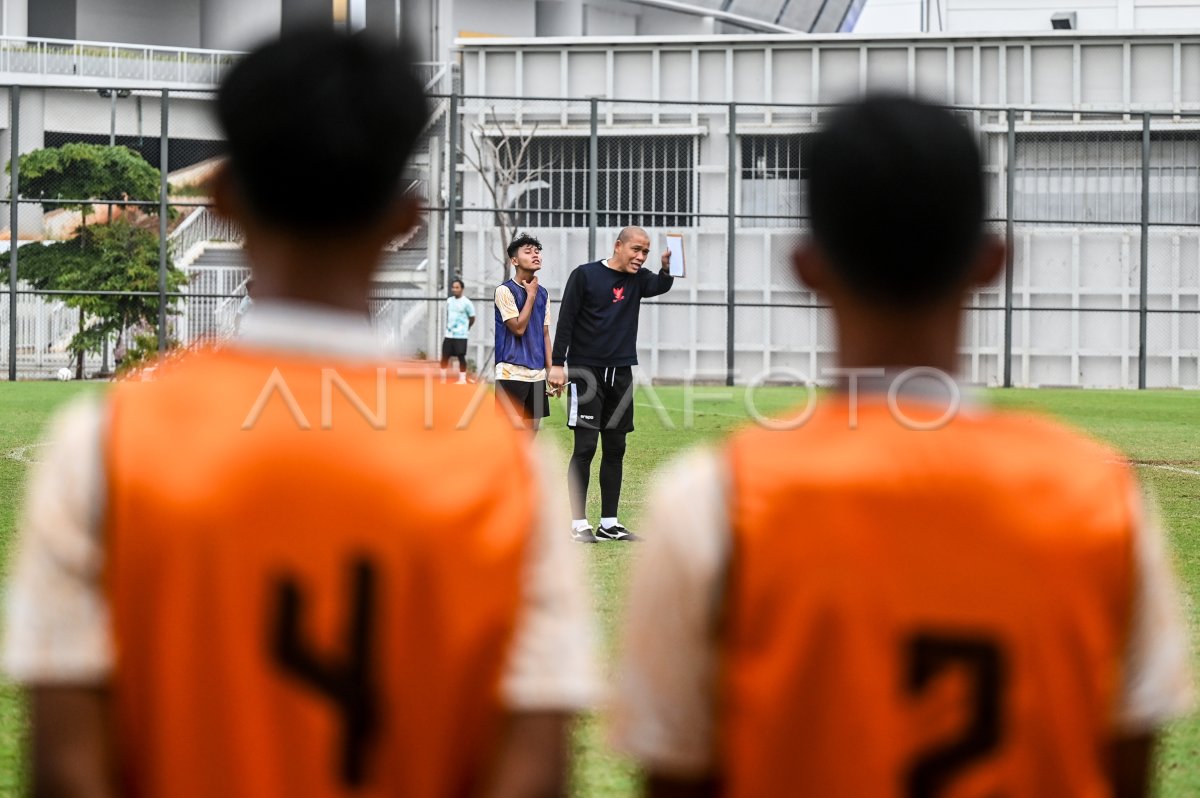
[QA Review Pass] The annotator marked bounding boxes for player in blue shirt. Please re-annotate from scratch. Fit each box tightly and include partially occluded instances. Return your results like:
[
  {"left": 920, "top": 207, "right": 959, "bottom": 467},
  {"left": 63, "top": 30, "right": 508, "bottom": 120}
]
[{"left": 441, "top": 278, "right": 475, "bottom": 383}]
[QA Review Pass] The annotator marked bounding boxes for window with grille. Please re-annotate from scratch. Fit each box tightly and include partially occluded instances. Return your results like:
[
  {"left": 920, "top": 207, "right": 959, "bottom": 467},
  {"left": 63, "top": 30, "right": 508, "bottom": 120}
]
[
  {"left": 499, "top": 135, "right": 696, "bottom": 228},
  {"left": 1014, "top": 132, "right": 1200, "bottom": 225},
  {"left": 597, "top": 136, "right": 694, "bottom": 227},
  {"left": 740, "top": 134, "right": 815, "bottom": 227}
]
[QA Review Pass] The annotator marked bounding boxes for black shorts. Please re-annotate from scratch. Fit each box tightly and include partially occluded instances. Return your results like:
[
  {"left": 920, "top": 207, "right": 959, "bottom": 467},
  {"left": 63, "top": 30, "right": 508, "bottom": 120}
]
[
  {"left": 496, "top": 379, "right": 551, "bottom": 422},
  {"left": 441, "top": 337, "right": 467, "bottom": 360},
  {"left": 567, "top": 365, "right": 634, "bottom": 432}
]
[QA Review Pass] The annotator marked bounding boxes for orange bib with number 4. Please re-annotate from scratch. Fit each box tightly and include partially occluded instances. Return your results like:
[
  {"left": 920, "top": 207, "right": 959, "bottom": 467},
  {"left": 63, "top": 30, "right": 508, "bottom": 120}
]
[{"left": 105, "top": 349, "right": 533, "bottom": 798}]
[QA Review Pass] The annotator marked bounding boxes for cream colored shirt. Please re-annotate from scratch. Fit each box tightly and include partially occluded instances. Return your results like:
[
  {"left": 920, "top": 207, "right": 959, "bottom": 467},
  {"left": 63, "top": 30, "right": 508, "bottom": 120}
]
[
  {"left": 3, "top": 300, "right": 599, "bottom": 713},
  {"left": 610, "top": 446, "right": 1196, "bottom": 777},
  {"left": 494, "top": 284, "right": 551, "bottom": 383}
]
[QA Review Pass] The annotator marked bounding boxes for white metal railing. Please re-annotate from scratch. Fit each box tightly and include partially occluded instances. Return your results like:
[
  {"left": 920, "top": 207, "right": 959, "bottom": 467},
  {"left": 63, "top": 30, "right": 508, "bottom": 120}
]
[
  {"left": 419, "top": 62, "right": 451, "bottom": 94},
  {"left": 167, "top": 206, "right": 208, "bottom": 260},
  {"left": 168, "top": 206, "right": 242, "bottom": 264},
  {"left": 0, "top": 282, "right": 105, "bottom": 377},
  {"left": 371, "top": 295, "right": 429, "bottom": 356},
  {"left": 0, "top": 37, "right": 451, "bottom": 91},
  {"left": 185, "top": 265, "right": 250, "bottom": 343},
  {"left": 210, "top": 273, "right": 251, "bottom": 339},
  {"left": 397, "top": 296, "right": 428, "bottom": 345},
  {"left": 0, "top": 36, "right": 241, "bottom": 87}
]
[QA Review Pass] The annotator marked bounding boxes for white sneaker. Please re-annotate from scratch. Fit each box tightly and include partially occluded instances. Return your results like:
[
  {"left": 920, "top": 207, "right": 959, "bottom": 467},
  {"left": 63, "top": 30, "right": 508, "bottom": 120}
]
[{"left": 570, "top": 525, "right": 598, "bottom": 544}]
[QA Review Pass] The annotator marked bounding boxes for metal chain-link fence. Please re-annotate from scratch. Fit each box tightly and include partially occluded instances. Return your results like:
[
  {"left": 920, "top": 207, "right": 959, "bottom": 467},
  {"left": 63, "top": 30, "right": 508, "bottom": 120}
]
[{"left": 2, "top": 80, "right": 1198, "bottom": 388}]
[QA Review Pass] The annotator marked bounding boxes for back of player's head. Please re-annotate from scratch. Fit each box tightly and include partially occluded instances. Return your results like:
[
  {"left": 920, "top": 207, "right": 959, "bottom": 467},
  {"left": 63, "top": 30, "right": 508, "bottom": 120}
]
[
  {"left": 217, "top": 29, "right": 429, "bottom": 237},
  {"left": 808, "top": 95, "right": 985, "bottom": 307},
  {"left": 507, "top": 233, "right": 542, "bottom": 259}
]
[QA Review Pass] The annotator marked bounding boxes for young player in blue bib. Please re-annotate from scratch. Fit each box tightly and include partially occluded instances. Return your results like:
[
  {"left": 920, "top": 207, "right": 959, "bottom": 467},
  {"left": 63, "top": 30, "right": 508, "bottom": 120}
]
[{"left": 494, "top": 234, "right": 554, "bottom": 432}]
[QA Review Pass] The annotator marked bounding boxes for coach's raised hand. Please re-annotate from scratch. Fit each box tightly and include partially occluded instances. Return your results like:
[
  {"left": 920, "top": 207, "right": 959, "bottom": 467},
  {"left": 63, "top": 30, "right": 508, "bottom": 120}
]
[{"left": 660, "top": 250, "right": 671, "bottom": 272}]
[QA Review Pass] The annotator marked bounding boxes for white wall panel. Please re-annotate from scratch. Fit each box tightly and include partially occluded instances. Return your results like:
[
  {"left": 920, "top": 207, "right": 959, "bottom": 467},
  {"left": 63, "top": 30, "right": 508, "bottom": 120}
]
[
  {"left": 565, "top": 50, "right": 606, "bottom": 96},
  {"left": 819, "top": 47, "right": 860, "bottom": 101},
  {"left": 770, "top": 49, "right": 813, "bottom": 103},
  {"left": 483, "top": 51, "right": 518, "bottom": 96},
  {"left": 1131, "top": 44, "right": 1173, "bottom": 107},
  {"left": 733, "top": 49, "right": 766, "bottom": 103},
  {"left": 461, "top": 32, "right": 1200, "bottom": 113},
  {"left": 1184, "top": 44, "right": 1200, "bottom": 106},
  {"left": 522, "top": 51, "right": 562, "bottom": 97},
  {"left": 1029, "top": 45, "right": 1071, "bottom": 106},
  {"left": 954, "top": 46, "right": 974, "bottom": 104},
  {"left": 865, "top": 47, "right": 909, "bottom": 94},
  {"left": 913, "top": 47, "right": 949, "bottom": 102},
  {"left": 614, "top": 50, "right": 654, "bottom": 100}
]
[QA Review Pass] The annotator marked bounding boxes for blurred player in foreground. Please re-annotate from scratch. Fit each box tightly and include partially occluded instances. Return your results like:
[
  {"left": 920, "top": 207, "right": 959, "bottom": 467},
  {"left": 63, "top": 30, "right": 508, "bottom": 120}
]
[
  {"left": 494, "top": 233, "right": 553, "bottom": 433},
  {"left": 610, "top": 96, "right": 1193, "bottom": 798},
  {"left": 4, "top": 29, "right": 595, "bottom": 798}
]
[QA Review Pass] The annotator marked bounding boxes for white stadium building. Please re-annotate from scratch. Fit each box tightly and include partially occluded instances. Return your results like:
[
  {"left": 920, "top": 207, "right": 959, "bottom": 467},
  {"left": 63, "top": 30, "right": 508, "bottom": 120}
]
[{"left": 0, "top": 0, "right": 1197, "bottom": 388}]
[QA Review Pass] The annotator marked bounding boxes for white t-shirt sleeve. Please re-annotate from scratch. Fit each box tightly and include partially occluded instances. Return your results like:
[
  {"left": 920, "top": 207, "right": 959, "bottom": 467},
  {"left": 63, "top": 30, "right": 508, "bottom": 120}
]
[
  {"left": 544, "top": 296, "right": 552, "bottom": 329},
  {"left": 608, "top": 448, "right": 728, "bottom": 777},
  {"left": 465, "top": 298, "right": 476, "bottom": 319},
  {"left": 3, "top": 394, "right": 112, "bottom": 684},
  {"left": 1113, "top": 485, "right": 1196, "bottom": 733},
  {"left": 495, "top": 285, "right": 519, "bottom": 323},
  {"left": 499, "top": 440, "right": 600, "bottom": 711}
]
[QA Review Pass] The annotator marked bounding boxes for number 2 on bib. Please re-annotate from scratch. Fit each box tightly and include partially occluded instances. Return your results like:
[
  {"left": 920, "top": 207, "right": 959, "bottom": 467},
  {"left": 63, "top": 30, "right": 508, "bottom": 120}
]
[{"left": 904, "top": 633, "right": 1006, "bottom": 798}]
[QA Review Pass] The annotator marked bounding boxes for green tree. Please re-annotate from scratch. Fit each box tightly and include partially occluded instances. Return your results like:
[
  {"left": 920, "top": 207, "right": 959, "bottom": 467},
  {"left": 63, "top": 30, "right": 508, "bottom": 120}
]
[
  {"left": 0, "top": 218, "right": 186, "bottom": 373},
  {"left": 12, "top": 142, "right": 160, "bottom": 226},
  {"left": 3, "top": 144, "right": 183, "bottom": 377}
]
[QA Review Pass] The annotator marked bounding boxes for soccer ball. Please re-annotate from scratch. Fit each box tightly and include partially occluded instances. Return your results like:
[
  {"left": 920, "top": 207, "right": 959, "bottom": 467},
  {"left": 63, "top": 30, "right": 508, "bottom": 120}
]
[{"left": 56, "top": 367, "right": 73, "bottom": 382}]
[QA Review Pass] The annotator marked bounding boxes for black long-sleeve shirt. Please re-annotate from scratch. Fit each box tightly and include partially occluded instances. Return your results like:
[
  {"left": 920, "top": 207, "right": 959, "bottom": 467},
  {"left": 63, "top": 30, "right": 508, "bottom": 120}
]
[{"left": 551, "top": 260, "right": 674, "bottom": 367}]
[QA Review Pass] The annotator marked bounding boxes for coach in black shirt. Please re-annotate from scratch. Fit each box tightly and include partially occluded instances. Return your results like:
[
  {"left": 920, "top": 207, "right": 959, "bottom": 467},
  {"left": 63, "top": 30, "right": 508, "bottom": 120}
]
[{"left": 549, "top": 226, "right": 673, "bottom": 543}]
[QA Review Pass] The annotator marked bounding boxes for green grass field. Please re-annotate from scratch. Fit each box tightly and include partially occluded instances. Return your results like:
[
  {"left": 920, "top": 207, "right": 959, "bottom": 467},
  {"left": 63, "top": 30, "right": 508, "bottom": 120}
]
[{"left": 0, "top": 383, "right": 1197, "bottom": 796}]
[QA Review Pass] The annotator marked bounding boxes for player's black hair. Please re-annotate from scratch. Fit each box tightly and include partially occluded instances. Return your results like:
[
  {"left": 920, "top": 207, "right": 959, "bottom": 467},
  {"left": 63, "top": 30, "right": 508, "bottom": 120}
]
[
  {"left": 217, "top": 29, "right": 429, "bottom": 236},
  {"left": 451, "top": 278, "right": 464, "bottom": 289},
  {"left": 507, "top": 233, "right": 542, "bottom": 260},
  {"left": 808, "top": 95, "right": 986, "bottom": 307}
]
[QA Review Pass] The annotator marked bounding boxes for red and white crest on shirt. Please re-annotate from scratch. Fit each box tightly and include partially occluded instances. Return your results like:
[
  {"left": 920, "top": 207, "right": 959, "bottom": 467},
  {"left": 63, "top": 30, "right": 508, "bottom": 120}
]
[{"left": 612, "top": 286, "right": 626, "bottom": 303}]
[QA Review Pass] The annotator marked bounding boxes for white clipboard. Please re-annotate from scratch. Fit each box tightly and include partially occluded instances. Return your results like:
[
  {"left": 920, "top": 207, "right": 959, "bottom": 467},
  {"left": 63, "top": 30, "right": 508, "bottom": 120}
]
[{"left": 665, "top": 233, "right": 686, "bottom": 278}]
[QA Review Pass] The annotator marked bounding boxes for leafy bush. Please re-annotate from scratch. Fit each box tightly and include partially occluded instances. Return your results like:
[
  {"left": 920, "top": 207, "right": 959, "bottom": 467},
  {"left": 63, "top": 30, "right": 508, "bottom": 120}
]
[
  {"left": 11, "top": 142, "right": 160, "bottom": 222},
  {"left": 0, "top": 217, "right": 186, "bottom": 361}
]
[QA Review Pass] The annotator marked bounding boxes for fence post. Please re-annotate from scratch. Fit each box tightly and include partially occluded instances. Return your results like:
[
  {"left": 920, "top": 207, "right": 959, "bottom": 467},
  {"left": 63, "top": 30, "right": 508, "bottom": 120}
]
[
  {"left": 158, "top": 89, "right": 169, "bottom": 352},
  {"left": 1003, "top": 110, "right": 1016, "bottom": 388},
  {"left": 8, "top": 86, "right": 19, "bottom": 381},
  {"left": 446, "top": 86, "right": 459, "bottom": 293},
  {"left": 726, "top": 102, "right": 736, "bottom": 388},
  {"left": 426, "top": 127, "right": 442, "bottom": 361},
  {"left": 1138, "top": 112, "right": 1150, "bottom": 390},
  {"left": 588, "top": 97, "right": 598, "bottom": 260}
]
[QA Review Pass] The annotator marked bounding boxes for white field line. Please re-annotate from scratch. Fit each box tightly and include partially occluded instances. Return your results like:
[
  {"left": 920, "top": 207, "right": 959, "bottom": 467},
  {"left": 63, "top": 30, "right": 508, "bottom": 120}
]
[
  {"left": 1107, "top": 457, "right": 1200, "bottom": 478},
  {"left": 1135, "top": 463, "right": 1200, "bottom": 477}
]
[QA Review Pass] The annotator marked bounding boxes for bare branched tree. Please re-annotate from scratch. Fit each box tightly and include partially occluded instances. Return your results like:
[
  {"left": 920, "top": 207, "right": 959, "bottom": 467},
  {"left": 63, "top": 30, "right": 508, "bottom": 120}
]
[{"left": 461, "top": 107, "right": 547, "bottom": 281}]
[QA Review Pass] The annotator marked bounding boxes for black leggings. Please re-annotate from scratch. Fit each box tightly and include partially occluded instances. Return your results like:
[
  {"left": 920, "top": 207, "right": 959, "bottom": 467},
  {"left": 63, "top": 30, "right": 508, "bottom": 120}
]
[{"left": 568, "top": 428, "right": 627, "bottom": 520}]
